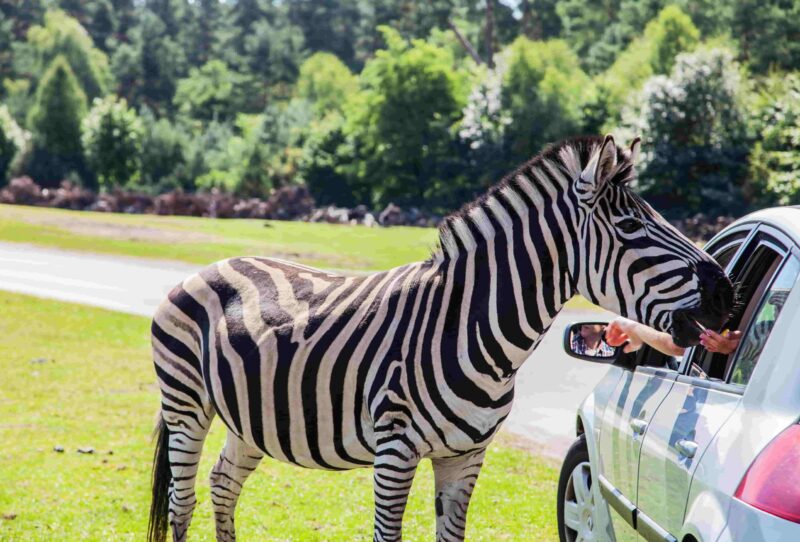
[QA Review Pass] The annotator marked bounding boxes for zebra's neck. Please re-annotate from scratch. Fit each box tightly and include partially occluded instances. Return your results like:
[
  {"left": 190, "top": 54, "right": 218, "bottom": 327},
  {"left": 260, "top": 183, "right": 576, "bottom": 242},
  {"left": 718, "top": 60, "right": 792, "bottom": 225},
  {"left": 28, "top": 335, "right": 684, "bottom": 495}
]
[{"left": 431, "top": 148, "right": 581, "bottom": 374}]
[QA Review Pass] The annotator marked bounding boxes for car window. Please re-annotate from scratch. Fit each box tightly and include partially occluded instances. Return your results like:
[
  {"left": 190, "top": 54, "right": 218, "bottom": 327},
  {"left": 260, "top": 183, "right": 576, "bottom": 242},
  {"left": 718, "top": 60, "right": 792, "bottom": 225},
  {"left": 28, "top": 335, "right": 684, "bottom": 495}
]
[
  {"left": 684, "top": 242, "right": 783, "bottom": 381},
  {"left": 728, "top": 256, "right": 799, "bottom": 386},
  {"left": 628, "top": 239, "right": 746, "bottom": 373}
]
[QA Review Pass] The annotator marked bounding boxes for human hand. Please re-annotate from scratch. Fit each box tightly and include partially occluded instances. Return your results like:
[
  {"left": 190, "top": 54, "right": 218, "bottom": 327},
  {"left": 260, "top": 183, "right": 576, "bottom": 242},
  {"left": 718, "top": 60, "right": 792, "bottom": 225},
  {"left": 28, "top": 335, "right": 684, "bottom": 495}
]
[
  {"left": 700, "top": 329, "right": 742, "bottom": 355},
  {"left": 605, "top": 317, "right": 643, "bottom": 353}
]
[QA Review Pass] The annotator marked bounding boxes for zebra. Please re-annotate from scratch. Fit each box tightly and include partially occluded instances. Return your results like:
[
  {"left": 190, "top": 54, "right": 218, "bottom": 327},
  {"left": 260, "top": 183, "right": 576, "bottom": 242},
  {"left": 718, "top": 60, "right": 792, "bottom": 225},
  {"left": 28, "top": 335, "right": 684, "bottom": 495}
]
[{"left": 147, "top": 134, "right": 733, "bottom": 542}]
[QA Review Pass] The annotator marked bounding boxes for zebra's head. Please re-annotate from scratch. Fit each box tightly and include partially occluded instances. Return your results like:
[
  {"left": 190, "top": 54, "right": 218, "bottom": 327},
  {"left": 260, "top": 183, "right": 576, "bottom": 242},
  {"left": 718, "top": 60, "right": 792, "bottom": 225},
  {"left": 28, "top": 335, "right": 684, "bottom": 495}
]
[{"left": 569, "top": 135, "right": 734, "bottom": 348}]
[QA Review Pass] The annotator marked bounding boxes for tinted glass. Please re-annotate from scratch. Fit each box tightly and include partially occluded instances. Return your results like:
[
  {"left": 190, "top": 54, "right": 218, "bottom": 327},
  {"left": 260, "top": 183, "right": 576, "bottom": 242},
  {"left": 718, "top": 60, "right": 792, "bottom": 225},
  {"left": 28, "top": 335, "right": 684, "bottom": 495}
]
[{"left": 729, "top": 256, "right": 799, "bottom": 386}]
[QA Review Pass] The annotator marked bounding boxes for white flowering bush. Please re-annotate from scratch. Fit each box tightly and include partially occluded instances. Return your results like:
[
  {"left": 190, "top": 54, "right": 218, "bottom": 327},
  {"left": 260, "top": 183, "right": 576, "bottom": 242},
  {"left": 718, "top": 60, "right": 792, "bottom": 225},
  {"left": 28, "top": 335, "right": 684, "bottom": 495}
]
[{"left": 619, "top": 48, "right": 749, "bottom": 216}]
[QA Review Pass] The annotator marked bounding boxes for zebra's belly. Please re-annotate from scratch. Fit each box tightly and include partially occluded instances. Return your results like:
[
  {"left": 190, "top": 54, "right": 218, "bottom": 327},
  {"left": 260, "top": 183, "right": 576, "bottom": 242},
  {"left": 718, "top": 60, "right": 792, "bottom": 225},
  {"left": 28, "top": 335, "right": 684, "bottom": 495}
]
[{"left": 205, "top": 356, "right": 378, "bottom": 471}]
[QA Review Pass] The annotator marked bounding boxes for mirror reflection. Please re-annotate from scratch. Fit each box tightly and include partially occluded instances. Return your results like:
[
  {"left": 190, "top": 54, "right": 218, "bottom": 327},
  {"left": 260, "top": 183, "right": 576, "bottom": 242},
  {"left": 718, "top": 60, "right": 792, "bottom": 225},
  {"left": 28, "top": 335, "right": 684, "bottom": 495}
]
[{"left": 568, "top": 323, "right": 617, "bottom": 359}]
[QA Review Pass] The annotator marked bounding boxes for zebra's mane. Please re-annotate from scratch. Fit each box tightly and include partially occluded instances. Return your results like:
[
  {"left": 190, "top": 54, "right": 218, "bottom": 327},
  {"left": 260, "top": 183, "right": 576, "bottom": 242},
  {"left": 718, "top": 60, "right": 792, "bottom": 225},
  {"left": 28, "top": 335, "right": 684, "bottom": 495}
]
[{"left": 431, "top": 135, "right": 635, "bottom": 263}]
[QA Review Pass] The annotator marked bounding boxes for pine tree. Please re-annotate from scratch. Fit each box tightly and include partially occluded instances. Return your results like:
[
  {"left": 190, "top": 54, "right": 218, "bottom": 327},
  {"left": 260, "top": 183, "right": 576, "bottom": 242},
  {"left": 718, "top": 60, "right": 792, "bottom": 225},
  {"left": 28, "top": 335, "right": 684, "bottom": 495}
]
[{"left": 26, "top": 56, "right": 88, "bottom": 185}]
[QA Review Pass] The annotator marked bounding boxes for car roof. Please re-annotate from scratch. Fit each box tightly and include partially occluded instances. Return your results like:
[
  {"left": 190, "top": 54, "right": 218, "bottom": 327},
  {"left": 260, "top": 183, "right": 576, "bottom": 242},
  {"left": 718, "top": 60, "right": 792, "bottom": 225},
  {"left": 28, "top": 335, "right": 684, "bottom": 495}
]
[{"left": 727, "top": 206, "right": 800, "bottom": 247}]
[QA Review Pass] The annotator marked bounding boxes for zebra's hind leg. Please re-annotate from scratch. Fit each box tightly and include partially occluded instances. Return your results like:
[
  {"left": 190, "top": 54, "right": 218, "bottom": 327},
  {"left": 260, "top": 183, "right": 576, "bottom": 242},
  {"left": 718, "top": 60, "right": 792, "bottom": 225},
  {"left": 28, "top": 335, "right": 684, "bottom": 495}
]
[
  {"left": 431, "top": 448, "right": 487, "bottom": 542},
  {"left": 372, "top": 438, "right": 421, "bottom": 542},
  {"left": 209, "top": 431, "right": 264, "bottom": 542},
  {"left": 160, "top": 405, "right": 214, "bottom": 542}
]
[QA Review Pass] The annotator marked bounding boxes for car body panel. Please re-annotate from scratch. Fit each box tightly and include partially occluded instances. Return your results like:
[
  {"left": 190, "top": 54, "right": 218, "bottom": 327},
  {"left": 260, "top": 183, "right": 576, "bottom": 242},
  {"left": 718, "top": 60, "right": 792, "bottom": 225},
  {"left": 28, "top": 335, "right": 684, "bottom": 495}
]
[
  {"left": 597, "top": 367, "right": 677, "bottom": 541},
  {"left": 636, "top": 379, "right": 740, "bottom": 537},
  {"left": 577, "top": 365, "right": 627, "bottom": 542}
]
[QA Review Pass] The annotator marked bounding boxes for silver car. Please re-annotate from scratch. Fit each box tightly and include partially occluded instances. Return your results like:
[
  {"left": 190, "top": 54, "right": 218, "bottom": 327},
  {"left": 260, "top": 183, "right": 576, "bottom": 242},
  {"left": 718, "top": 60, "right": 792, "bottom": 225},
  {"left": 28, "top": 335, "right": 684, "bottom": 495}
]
[{"left": 557, "top": 207, "right": 800, "bottom": 542}]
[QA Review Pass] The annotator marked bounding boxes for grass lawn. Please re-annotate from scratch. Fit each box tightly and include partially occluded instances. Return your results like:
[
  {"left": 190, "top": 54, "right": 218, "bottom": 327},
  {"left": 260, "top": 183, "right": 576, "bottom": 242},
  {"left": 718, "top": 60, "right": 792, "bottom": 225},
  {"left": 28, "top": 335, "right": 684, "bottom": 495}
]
[
  {"left": 0, "top": 204, "right": 439, "bottom": 272},
  {"left": 0, "top": 291, "right": 561, "bottom": 541}
]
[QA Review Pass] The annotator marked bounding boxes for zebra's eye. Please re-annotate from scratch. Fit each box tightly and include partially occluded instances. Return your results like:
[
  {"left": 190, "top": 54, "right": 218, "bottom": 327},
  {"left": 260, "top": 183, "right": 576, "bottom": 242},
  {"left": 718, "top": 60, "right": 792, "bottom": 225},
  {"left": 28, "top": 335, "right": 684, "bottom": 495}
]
[{"left": 617, "top": 218, "right": 644, "bottom": 234}]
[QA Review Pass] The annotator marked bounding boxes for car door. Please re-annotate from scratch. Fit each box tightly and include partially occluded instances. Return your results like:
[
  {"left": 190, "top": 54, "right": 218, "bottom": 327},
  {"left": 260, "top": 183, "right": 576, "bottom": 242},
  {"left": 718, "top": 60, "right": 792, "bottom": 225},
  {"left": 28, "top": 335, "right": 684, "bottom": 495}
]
[
  {"left": 594, "top": 226, "right": 752, "bottom": 542},
  {"left": 635, "top": 226, "right": 791, "bottom": 541},
  {"left": 596, "top": 363, "right": 678, "bottom": 542}
]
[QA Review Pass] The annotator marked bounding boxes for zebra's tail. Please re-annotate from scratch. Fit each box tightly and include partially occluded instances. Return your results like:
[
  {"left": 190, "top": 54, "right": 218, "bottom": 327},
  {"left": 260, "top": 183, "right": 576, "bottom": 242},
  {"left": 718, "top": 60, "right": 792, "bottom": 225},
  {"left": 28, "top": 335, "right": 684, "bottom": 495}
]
[{"left": 148, "top": 413, "right": 171, "bottom": 542}]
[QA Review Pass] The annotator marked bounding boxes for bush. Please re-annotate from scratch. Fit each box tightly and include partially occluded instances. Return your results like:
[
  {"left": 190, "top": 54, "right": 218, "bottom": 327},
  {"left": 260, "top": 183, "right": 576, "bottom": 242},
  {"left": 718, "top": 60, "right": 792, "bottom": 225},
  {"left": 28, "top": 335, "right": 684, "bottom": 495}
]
[
  {"left": 0, "top": 105, "right": 30, "bottom": 184},
  {"left": 746, "top": 73, "right": 800, "bottom": 205},
  {"left": 81, "top": 95, "right": 143, "bottom": 188},
  {"left": 341, "top": 26, "right": 470, "bottom": 209},
  {"left": 620, "top": 48, "right": 749, "bottom": 217},
  {"left": 598, "top": 5, "right": 700, "bottom": 124},
  {"left": 501, "top": 37, "right": 594, "bottom": 164},
  {"left": 138, "top": 110, "right": 189, "bottom": 191}
]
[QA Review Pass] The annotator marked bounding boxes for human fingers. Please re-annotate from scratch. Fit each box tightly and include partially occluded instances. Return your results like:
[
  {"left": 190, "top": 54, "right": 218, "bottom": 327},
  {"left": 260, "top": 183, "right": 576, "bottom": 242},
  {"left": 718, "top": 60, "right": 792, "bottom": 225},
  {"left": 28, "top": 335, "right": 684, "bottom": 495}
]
[{"left": 605, "top": 331, "right": 629, "bottom": 347}]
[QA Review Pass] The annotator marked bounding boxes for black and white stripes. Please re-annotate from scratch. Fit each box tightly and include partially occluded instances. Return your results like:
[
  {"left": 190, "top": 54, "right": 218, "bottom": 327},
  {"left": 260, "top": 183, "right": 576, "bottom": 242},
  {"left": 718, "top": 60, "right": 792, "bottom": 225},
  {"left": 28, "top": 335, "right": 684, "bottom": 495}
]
[{"left": 148, "top": 134, "right": 732, "bottom": 542}]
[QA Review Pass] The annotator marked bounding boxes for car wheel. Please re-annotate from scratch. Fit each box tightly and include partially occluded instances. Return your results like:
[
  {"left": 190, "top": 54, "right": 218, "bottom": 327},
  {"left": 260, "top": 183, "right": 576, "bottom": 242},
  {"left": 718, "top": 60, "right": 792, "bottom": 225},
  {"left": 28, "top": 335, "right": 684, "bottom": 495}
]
[{"left": 557, "top": 435, "right": 600, "bottom": 542}]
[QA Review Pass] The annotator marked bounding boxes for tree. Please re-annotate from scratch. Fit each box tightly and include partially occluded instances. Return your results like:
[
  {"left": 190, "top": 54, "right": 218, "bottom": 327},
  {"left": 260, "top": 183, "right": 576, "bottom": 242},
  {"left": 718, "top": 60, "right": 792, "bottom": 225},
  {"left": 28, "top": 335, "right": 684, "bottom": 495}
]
[
  {"left": 26, "top": 55, "right": 88, "bottom": 186},
  {"left": 619, "top": 48, "right": 749, "bottom": 217},
  {"left": 0, "top": 105, "right": 29, "bottom": 183},
  {"left": 288, "top": 0, "right": 360, "bottom": 69},
  {"left": 732, "top": 0, "right": 800, "bottom": 74},
  {"left": 296, "top": 53, "right": 357, "bottom": 117},
  {"left": 598, "top": 5, "right": 700, "bottom": 124},
  {"left": 174, "top": 60, "right": 245, "bottom": 122},
  {"left": 20, "top": 10, "right": 110, "bottom": 100},
  {"left": 746, "top": 74, "right": 800, "bottom": 206},
  {"left": 501, "top": 37, "right": 595, "bottom": 164},
  {"left": 138, "top": 110, "right": 188, "bottom": 190},
  {"left": 81, "top": 95, "right": 143, "bottom": 187},
  {"left": 342, "top": 26, "right": 470, "bottom": 209},
  {"left": 111, "top": 9, "right": 186, "bottom": 115}
]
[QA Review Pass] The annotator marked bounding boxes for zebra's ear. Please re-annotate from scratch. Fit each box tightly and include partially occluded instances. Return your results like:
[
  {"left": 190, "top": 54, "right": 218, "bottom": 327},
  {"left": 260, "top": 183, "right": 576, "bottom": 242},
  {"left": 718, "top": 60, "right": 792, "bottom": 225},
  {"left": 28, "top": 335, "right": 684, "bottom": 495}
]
[
  {"left": 629, "top": 136, "right": 641, "bottom": 165},
  {"left": 595, "top": 134, "right": 618, "bottom": 183},
  {"left": 577, "top": 134, "right": 618, "bottom": 201}
]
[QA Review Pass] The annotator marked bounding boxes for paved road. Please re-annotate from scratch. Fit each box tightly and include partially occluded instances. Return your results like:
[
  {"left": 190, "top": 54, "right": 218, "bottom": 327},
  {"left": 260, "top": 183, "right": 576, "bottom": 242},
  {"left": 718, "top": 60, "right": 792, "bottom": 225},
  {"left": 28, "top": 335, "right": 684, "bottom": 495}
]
[{"left": 0, "top": 241, "right": 613, "bottom": 458}]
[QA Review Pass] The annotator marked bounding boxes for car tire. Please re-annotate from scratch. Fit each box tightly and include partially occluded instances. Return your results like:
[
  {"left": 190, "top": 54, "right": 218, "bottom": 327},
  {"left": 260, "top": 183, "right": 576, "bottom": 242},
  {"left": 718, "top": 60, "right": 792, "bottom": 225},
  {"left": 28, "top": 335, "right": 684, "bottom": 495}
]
[{"left": 557, "top": 435, "right": 601, "bottom": 542}]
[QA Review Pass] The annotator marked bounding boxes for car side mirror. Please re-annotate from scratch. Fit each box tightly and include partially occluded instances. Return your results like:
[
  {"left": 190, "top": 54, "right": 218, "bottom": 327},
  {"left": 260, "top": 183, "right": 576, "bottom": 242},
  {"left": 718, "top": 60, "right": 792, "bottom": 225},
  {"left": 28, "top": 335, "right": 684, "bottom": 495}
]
[{"left": 563, "top": 322, "right": 620, "bottom": 363}]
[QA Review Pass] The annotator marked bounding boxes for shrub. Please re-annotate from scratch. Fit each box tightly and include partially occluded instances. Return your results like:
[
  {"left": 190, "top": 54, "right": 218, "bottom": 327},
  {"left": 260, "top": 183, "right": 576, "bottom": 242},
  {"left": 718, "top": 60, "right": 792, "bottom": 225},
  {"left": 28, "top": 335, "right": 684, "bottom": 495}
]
[{"left": 81, "top": 95, "right": 143, "bottom": 187}]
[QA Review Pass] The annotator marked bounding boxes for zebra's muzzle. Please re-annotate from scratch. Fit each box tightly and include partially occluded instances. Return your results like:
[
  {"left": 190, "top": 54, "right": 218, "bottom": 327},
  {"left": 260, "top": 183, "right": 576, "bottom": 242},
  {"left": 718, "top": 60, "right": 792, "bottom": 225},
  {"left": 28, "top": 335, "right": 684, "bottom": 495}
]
[{"left": 670, "top": 306, "right": 727, "bottom": 348}]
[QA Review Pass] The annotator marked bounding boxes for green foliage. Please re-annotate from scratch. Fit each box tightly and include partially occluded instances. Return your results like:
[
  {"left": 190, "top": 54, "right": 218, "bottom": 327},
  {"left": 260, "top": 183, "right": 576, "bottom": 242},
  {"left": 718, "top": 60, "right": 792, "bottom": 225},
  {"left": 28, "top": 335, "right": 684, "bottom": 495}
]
[
  {"left": 599, "top": 5, "right": 699, "bottom": 124},
  {"left": 297, "top": 53, "right": 357, "bottom": 117},
  {"left": 620, "top": 47, "right": 749, "bottom": 216},
  {"left": 746, "top": 74, "right": 800, "bottom": 205},
  {"left": 21, "top": 9, "right": 110, "bottom": 99},
  {"left": 137, "top": 109, "right": 188, "bottom": 190},
  {"left": 81, "top": 95, "right": 143, "bottom": 188},
  {"left": 342, "top": 26, "right": 470, "bottom": 209},
  {"left": 502, "top": 37, "right": 594, "bottom": 163},
  {"left": 26, "top": 56, "right": 88, "bottom": 186},
  {"left": 0, "top": 104, "right": 30, "bottom": 182},
  {"left": 732, "top": 0, "right": 800, "bottom": 74},
  {"left": 646, "top": 5, "right": 700, "bottom": 75},
  {"left": 174, "top": 60, "right": 245, "bottom": 122}
]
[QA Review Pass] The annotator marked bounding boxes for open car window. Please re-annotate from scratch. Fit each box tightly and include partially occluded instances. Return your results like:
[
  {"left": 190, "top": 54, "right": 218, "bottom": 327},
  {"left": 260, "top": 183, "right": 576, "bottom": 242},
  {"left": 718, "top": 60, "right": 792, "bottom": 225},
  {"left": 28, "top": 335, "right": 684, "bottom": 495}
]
[
  {"left": 627, "top": 235, "right": 747, "bottom": 372},
  {"left": 727, "top": 256, "right": 799, "bottom": 386},
  {"left": 683, "top": 233, "right": 787, "bottom": 383}
]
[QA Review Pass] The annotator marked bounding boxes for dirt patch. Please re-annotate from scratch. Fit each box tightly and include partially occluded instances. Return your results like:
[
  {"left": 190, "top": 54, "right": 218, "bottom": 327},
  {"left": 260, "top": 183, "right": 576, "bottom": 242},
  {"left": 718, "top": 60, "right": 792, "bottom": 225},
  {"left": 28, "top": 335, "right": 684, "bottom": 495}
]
[{"left": 12, "top": 211, "right": 219, "bottom": 244}]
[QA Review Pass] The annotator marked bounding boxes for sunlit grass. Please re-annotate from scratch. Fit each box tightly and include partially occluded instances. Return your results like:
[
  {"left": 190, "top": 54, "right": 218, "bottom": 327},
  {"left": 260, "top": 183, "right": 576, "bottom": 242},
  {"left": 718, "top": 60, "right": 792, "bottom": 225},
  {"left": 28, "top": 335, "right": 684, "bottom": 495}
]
[{"left": 0, "top": 291, "right": 560, "bottom": 541}]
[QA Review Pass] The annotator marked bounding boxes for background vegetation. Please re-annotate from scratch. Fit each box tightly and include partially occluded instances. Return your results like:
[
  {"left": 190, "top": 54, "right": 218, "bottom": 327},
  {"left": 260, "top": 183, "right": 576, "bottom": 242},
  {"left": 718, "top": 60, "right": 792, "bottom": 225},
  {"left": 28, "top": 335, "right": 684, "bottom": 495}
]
[{"left": 1, "top": 0, "right": 799, "bottom": 220}]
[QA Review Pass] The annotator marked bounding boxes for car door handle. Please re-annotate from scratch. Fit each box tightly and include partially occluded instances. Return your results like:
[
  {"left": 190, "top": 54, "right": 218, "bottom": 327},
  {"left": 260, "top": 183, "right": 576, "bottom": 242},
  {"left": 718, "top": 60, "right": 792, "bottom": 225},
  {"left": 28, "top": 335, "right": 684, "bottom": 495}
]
[
  {"left": 630, "top": 419, "right": 648, "bottom": 435},
  {"left": 676, "top": 438, "right": 698, "bottom": 458}
]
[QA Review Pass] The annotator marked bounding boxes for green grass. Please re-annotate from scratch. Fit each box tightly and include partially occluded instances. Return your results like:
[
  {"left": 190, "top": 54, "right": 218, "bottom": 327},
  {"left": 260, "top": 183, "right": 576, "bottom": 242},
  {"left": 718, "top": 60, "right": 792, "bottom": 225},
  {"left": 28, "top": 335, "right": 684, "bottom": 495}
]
[
  {"left": 0, "top": 291, "right": 560, "bottom": 541},
  {"left": 0, "top": 204, "right": 439, "bottom": 272}
]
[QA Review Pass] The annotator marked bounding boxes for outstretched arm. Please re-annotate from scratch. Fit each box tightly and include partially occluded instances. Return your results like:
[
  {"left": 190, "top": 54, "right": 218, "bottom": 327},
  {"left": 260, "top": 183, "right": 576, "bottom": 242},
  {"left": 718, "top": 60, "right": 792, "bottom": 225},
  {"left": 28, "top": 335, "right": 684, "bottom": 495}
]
[{"left": 605, "top": 317, "right": 686, "bottom": 357}]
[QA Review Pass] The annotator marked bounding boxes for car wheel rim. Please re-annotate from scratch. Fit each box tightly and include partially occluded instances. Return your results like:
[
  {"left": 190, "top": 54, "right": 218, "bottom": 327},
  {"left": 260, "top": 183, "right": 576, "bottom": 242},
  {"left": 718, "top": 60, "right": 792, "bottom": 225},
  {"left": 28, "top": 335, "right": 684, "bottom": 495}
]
[{"left": 563, "top": 461, "right": 597, "bottom": 542}]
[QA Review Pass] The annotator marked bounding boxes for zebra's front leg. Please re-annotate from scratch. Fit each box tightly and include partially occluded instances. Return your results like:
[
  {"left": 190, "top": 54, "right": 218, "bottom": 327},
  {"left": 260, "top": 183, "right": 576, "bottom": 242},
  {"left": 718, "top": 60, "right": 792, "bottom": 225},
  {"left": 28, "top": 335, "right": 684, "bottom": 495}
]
[
  {"left": 372, "top": 438, "right": 421, "bottom": 542},
  {"left": 209, "top": 431, "right": 264, "bottom": 542},
  {"left": 431, "top": 448, "right": 487, "bottom": 542}
]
